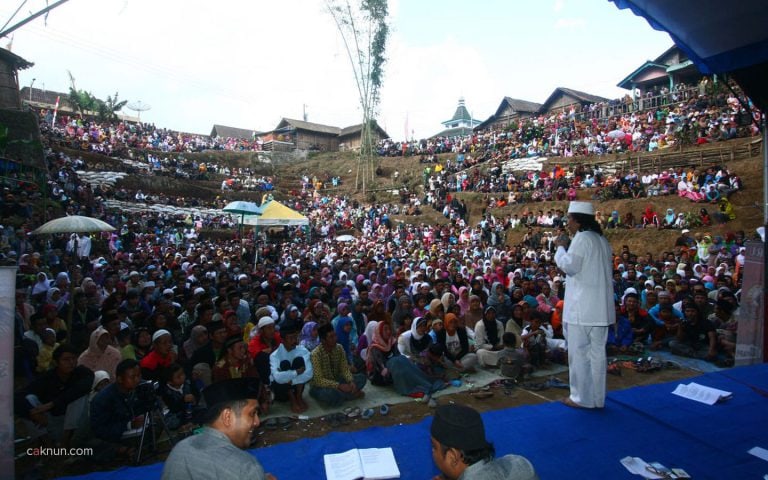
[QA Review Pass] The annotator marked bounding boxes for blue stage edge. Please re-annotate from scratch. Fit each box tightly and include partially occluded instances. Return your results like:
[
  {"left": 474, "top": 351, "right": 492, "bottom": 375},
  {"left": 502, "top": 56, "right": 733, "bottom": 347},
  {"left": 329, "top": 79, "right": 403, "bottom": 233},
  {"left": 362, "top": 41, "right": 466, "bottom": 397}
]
[{"left": 60, "top": 364, "right": 768, "bottom": 480}]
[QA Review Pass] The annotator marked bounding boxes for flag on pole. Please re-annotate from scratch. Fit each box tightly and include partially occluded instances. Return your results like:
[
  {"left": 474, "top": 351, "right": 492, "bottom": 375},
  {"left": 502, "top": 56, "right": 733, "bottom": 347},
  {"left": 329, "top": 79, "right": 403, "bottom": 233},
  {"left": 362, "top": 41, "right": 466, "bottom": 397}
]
[
  {"left": 51, "top": 96, "right": 60, "bottom": 126},
  {"left": 404, "top": 112, "right": 409, "bottom": 142}
]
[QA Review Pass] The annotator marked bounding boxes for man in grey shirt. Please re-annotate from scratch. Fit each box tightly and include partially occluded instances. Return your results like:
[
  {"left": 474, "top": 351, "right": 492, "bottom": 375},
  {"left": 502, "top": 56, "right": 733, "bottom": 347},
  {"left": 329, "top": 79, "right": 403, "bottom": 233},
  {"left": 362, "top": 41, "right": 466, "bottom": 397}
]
[
  {"left": 162, "top": 378, "right": 277, "bottom": 480},
  {"left": 430, "top": 404, "right": 538, "bottom": 480}
]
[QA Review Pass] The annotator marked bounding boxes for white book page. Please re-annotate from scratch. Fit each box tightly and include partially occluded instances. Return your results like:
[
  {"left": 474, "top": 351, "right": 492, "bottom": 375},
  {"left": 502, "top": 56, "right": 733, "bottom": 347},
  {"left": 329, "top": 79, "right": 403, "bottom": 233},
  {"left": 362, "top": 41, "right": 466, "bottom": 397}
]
[
  {"left": 360, "top": 448, "right": 400, "bottom": 480},
  {"left": 324, "top": 449, "right": 364, "bottom": 480},
  {"left": 671, "top": 382, "right": 731, "bottom": 405}
]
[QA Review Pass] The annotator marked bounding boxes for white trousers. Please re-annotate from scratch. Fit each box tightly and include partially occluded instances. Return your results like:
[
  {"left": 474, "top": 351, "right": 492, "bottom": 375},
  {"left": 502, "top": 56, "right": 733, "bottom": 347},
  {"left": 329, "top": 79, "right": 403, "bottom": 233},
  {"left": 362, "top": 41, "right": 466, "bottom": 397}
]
[{"left": 565, "top": 324, "right": 609, "bottom": 408}]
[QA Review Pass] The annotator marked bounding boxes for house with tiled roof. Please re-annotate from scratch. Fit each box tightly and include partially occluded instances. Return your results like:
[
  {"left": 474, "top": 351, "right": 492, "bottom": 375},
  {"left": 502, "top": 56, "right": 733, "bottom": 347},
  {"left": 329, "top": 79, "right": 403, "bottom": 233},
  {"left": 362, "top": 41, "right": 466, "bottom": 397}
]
[
  {"left": 475, "top": 96, "right": 542, "bottom": 131},
  {"left": 263, "top": 118, "right": 389, "bottom": 152},
  {"left": 338, "top": 121, "right": 389, "bottom": 151},
  {"left": 210, "top": 124, "right": 260, "bottom": 140},
  {"left": 617, "top": 45, "right": 701, "bottom": 94},
  {"left": 538, "top": 87, "right": 610, "bottom": 114}
]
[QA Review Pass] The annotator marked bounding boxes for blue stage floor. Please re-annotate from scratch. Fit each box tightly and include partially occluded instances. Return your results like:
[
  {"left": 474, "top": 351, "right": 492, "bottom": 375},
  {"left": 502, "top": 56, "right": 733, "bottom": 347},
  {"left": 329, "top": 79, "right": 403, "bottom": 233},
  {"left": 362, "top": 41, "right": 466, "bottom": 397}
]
[{"left": 61, "top": 364, "right": 768, "bottom": 480}]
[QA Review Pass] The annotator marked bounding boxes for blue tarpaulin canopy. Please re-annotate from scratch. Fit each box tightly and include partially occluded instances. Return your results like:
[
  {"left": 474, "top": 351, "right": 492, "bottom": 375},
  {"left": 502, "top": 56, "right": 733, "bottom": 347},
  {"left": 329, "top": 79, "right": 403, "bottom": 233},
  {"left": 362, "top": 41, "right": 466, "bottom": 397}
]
[
  {"left": 609, "top": 0, "right": 768, "bottom": 113},
  {"left": 609, "top": 0, "right": 768, "bottom": 75}
]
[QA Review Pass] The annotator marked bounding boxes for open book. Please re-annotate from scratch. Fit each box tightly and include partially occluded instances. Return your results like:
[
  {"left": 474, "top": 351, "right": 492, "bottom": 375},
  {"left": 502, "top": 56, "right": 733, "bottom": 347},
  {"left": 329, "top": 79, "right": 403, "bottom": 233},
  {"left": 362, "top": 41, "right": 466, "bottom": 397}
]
[
  {"left": 671, "top": 382, "right": 733, "bottom": 405},
  {"left": 324, "top": 447, "right": 400, "bottom": 480}
]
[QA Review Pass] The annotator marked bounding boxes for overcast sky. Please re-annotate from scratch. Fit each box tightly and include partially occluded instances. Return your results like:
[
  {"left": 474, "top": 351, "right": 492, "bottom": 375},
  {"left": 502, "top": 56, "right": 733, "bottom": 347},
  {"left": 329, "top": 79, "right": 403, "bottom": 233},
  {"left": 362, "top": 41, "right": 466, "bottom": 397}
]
[{"left": 3, "top": 0, "right": 673, "bottom": 139}]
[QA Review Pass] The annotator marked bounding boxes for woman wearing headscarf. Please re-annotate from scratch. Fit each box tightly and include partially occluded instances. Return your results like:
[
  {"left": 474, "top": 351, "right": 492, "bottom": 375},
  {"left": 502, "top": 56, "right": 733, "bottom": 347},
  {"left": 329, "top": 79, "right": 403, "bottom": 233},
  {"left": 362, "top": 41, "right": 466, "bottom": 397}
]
[
  {"left": 358, "top": 320, "right": 378, "bottom": 362},
  {"left": 391, "top": 295, "right": 413, "bottom": 331},
  {"left": 31, "top": 272, "right": 51, "bottom": 304},
  {"left": 642, "top": 205, "right": 660, "bottom": 228},
  {"left": 299, "top": 321, "right": 320, "bottom": 351},
  {"left": 302, "top": 299, "right": 325, "bottom": 325},
  {"left": 45, "top": 287, "right": 66, "bottom": 311},
  {"left": 662, "top": 208, "right": 676, "bottom": 229},
  {"left": 334, "top": 316, "right": 356, "bottom": 365},
  {"left": 367, "top": 321, "right": 444, "bottom": 398},
  {"left": 332, "top": 303, "right": 358, "bottom": 348},
  {"left": 436, "top": 313, "right": 478, "bottom": 372},
  {"left": 440, "top": 292, "right": 456, "bottom": 316},
  {"left": 279, "top": 304, "right": 301, "bottom": 330},
  {"left": 456, "top": 287, "right": 471, "bottom": 317},
  {"left": 180, "top": 325, "right": 208, "bottom": 364},
  {"left": 351, "top": 297, "right": 368, "bottom": 336},
  {"left": 367, "top": 299, "right": 391, "bottom": 324},
  {"left": 78, "top": 327, "right": 122, "bottom": 380},
  {"left": 504, "top": 303, "right": 525, "bottom": 348},
  {"left": 486, "top": 282, "right": 513, "bottom": 326},
  {"left": 474, "top": 306, "right": 505, "bottom": 367},
  {"left": 397, "top": 316, "right": 432, "bottom": 358},
  {"left": 462, "top": 294, "right": 484, "bottom": 330},
  {"left": 369, "top": 283, "right": 384, "bottom": 302},
  {"left": 427, "top": 298, "right": 445, "bottom": 323}
]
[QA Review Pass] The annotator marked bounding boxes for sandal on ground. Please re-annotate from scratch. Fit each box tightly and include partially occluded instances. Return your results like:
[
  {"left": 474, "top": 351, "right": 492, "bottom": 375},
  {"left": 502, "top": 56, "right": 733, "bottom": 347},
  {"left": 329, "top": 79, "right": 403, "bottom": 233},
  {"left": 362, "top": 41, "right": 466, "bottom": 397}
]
[
  {"left": 521, "top": 382, "right": 548, "bottom": 391},
  {"left": 342, "top": 406, "right": 361, "bottom": 418},
  {"left": 470, "top": 390, "right": 494, "bottom": 399},
  {"left": 361, "top": 408, "right": 375, "bottom": 419},
  {"left": 263, "top": 417, "right": 279, "bottom": 430},
  {"left": 323, "top": 413, "right": 341, "bottom": 428},
  {"left": 379, "top": 404, "right": 390, "bottom": 416},
  {"left": 544, "top": 377, "right": 570, "bottom": 389}
]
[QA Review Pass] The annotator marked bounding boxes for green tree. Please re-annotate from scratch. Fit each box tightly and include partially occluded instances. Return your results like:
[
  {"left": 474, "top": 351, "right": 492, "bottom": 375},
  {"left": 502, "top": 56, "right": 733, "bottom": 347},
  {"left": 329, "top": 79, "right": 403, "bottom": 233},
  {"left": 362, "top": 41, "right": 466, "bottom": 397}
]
[
  {"left": 96, "top": 92, "right": 128, "bottom": 123},
  {"left": 326, "top": 0, "right": 389, "bottom": 193},
  {"left": 68, "top": 87, "right": 98, "bottom": 116}
]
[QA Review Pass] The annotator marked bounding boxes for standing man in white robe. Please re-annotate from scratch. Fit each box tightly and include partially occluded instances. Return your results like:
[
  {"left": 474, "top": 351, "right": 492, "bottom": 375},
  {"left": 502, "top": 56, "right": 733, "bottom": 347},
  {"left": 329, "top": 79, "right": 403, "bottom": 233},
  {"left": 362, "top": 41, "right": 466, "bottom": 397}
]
[{"left": 555, "top": 201, "right": 615, "bottom": 409}]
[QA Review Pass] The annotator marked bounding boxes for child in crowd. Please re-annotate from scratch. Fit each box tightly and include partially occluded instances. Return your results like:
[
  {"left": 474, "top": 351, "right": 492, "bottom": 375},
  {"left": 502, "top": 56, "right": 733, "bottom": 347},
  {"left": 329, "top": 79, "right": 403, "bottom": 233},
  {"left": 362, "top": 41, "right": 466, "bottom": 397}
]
[
  {"left": 159, "top": 363, "right": 201, "bottom": 431},
  {"left": 416, "top": 343, "right": 461, "bottom": 382},
  {"left": 428, "top": 317, "right": 443, "bottom": 342},
  {"left": 36, "top": 328, "right": 59, "bottom": 373},
  {"left": 498, "top": 332, "right": 528, "bottom": 381},
  {"left": 521, "top": 313, "right": 548, "bottom": 368}
]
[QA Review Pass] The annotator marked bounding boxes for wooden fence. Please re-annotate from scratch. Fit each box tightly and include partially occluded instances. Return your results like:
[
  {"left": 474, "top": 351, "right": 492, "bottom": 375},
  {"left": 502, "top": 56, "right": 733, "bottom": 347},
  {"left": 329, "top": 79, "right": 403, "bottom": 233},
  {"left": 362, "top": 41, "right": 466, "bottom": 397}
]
[{"left": 551, "top": 137, "right": 762, "bottom": 173}]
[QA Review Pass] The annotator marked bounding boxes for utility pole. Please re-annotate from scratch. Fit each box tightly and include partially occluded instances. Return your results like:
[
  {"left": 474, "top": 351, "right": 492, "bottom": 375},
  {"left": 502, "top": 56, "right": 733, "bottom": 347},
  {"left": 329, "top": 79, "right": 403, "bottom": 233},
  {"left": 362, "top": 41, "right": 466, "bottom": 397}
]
[{"left": 0, "top": 0, "right": 71, "bottom": 38}]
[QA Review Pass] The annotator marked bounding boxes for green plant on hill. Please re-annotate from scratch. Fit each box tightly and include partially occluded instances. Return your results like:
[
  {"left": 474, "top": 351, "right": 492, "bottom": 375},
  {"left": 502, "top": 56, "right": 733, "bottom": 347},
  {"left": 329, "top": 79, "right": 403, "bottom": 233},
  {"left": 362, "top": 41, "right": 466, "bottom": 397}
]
[
  {"left": 326, "top": 0, "right": 389, "bottom": 193},
  {"left": 682, "top": 211, "right": 702, "bottom": 228}
]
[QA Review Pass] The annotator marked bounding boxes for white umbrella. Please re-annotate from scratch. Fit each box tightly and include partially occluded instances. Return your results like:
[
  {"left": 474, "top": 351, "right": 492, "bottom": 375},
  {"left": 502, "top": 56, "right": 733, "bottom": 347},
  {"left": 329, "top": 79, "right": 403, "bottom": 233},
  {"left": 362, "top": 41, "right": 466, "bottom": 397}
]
[
  {"left": 223, "top": 201, "right": 262, "bottom": 216},
  {"left": 335, "top": 234, "right": 356, "bottom": 242},
  {"left": 32, "top": 215, "right": 116, "bottom": 235},
  {"left": 223, "top": 201, "right": 262, "bottom": 236}
]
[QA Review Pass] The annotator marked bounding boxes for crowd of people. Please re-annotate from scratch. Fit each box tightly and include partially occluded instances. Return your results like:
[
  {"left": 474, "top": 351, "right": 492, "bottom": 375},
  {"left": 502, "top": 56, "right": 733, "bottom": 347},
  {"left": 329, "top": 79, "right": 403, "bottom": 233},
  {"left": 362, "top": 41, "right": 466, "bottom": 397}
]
[
  {"left": 379, "top": 80, "right": 759, "bottom": 160},
  {"left": 7, "top": 82, "right": 755, "bottom": 471},
  {"left": 45, "top": 113, "right": 262, "bottom": 155}
]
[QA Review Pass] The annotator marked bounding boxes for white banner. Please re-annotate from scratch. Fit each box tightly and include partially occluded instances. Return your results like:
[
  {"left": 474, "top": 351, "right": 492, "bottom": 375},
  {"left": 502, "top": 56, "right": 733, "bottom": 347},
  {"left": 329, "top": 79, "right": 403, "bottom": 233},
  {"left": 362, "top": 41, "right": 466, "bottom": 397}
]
[{"left": 0, "top": 266, "right": 16, "bottom": 480}]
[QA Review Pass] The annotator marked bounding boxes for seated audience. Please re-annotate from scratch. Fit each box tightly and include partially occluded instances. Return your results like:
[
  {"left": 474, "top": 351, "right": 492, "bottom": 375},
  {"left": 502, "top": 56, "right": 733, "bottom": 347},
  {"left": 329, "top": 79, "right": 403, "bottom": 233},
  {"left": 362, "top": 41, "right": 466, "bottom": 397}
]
[{"left": 309, "top": 324, "right": 366, "bottom": 407}]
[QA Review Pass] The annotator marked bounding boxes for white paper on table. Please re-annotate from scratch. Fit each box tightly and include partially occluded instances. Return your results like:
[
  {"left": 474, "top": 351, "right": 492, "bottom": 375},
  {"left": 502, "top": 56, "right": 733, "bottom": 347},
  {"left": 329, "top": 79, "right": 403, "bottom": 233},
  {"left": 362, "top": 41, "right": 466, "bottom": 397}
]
[
  {"left": 748, "top": 446, "right": 768, "bottom": 462},
  {"left": 620, "top": 456, "right": 664, "bottom": 479},
  {"left": 671, "top": 382, "right": 733, "bottom": 405}
]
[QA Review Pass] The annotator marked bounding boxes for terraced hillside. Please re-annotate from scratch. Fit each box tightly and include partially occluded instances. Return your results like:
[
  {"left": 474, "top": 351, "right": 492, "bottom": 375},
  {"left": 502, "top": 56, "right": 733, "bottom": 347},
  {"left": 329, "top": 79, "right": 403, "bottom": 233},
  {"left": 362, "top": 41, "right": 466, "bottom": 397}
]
[{"left": 57, "top": 137, "right": 764, "bottom": 257}]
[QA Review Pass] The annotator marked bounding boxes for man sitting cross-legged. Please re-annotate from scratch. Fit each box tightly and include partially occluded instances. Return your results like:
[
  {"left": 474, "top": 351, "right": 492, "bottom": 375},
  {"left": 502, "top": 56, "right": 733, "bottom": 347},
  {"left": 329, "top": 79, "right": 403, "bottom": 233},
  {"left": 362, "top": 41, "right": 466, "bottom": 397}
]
[
  {"left": 309, "top": 323, "right": 367, "bottom": 407},
  {"left": 269, "top": 321, "right": 313, "bottom": 413}
]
